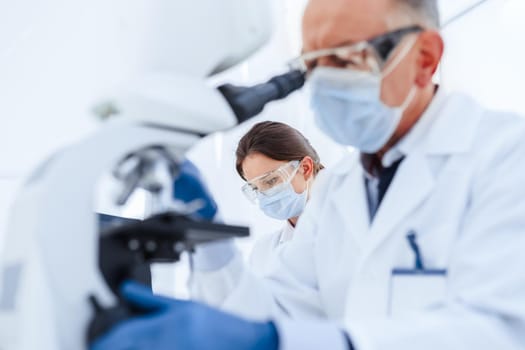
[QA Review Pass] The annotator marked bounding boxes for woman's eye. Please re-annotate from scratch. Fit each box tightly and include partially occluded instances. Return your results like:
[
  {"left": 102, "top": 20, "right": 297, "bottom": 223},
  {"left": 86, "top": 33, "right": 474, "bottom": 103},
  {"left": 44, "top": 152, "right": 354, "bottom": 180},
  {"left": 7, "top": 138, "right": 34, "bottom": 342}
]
[
  {"left": 264, "top": 177, "right": 278, "bottom": 187},
  {"left": 322, "top": 55, "right": 348, "bottom": 68},
  {"left": 332, "top": 54, "right": 351, "bottom": 66}
]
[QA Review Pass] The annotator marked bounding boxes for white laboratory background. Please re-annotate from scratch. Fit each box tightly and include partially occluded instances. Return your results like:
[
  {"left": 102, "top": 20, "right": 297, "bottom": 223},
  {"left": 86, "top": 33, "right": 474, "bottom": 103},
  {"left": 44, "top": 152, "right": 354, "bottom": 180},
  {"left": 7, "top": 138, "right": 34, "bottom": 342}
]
[{"left": 1, "top": 0, "right": 524, "bottom": 296}]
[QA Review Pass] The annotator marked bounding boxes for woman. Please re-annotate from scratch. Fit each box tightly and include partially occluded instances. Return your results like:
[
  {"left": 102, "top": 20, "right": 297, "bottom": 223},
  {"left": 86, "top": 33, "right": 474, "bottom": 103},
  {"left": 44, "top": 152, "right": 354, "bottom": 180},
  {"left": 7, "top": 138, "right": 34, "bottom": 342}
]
[{"left": 235, "top": 121, "right": 324, "bottom": 274}]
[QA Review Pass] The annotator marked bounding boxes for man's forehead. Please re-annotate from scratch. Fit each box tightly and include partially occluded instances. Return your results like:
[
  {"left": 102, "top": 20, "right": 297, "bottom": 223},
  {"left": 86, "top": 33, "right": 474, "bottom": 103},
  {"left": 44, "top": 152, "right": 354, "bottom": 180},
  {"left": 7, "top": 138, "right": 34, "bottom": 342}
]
[{"left": 303, "top": 0, "right": 393, "bottom": 51}]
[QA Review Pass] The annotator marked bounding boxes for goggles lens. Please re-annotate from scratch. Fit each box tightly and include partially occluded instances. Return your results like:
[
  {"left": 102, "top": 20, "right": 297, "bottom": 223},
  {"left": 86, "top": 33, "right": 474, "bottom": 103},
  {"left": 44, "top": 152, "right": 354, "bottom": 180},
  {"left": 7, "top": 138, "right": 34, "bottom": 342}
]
[
  {"left": 242, "top": 160, "right": 300, "bottom": 203},
  {"left": 288, "top": 25, "right": 423, "bottom": 75}
]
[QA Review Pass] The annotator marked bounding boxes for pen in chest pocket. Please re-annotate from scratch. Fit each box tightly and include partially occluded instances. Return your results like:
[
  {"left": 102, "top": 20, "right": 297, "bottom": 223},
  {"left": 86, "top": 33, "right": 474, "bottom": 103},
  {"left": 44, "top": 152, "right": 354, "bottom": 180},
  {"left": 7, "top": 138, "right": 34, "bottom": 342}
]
[{"left": 406, "top": 230, "right": 425, "bottom": 270}]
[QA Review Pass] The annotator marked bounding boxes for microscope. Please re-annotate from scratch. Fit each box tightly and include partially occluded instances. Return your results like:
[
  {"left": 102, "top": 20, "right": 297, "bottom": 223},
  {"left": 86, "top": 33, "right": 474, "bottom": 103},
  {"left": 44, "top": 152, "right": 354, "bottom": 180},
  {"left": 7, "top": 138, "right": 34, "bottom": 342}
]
[{"left": 0, "top": 1, "right": 305, "bottom": 349}]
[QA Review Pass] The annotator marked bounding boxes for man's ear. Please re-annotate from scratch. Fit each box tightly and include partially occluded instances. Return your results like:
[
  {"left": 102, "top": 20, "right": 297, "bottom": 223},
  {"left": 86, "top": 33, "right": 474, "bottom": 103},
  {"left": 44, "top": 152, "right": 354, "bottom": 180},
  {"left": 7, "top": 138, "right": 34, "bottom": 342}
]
[
  {"left": 301, "top": 156, "right": 315, "bottom": 180},
  {"left": 415, "top": 30, "right": 444, "bottom": 87}
]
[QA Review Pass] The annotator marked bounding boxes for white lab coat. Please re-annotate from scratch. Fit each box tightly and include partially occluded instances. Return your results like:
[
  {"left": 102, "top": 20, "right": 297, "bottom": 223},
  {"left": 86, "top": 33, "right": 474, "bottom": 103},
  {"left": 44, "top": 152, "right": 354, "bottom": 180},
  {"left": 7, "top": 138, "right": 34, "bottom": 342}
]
[
  {"left": 191, "top": 91, "right": 525, "bottom": 350},
  {"left": 249, "top": 222, "right": 294, "bottom": 276}
]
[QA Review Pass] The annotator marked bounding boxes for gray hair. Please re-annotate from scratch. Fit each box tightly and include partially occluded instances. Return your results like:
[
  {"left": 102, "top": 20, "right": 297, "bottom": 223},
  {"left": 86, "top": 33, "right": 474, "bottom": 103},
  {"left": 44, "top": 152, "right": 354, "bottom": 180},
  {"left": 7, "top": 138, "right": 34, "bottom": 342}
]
[{"left": 393, "top": 0, "right": 440, "bottom": 28}]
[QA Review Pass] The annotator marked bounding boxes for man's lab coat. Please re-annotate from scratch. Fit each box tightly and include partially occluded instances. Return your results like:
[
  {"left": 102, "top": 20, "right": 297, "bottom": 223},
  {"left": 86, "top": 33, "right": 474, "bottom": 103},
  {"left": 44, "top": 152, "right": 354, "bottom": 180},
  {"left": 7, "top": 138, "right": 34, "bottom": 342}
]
[{"left": 191, "top": 91, "right": 525, "bottom": 350}]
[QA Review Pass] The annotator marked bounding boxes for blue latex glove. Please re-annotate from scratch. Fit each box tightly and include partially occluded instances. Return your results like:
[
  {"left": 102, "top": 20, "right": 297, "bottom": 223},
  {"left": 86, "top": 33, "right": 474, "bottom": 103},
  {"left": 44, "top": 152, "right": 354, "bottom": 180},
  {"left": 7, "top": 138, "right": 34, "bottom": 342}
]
[
  {"left": 173, "top": 159, "right": 218, "bottom": 220},
  {"left": 90, "top": 281, "right": 279, "bottom": 350}
]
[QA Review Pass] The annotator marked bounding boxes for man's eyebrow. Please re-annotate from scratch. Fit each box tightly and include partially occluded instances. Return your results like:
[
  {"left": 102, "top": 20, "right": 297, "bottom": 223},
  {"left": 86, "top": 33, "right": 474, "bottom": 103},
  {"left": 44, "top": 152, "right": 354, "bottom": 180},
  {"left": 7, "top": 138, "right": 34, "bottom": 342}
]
[
  {"left": 302, "top": 39, "right": 360, "bottom": 54},
  {"left": 330, "top": 39, "right": 359, "bottom": 48}
]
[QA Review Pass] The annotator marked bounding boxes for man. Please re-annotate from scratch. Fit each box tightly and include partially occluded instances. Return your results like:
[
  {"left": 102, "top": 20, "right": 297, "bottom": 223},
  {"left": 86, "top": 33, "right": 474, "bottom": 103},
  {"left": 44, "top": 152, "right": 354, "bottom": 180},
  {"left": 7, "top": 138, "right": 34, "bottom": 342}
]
[{"left": 92, "top": 0, "right": 525, "bottom": 349}]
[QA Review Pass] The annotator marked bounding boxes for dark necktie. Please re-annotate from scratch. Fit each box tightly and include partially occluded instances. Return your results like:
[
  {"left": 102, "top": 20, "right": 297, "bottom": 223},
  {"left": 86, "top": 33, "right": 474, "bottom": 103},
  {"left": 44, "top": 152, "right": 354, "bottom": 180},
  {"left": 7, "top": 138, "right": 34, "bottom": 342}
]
[
  {"left": 365, "top": 156, "right": 404, "bottom": 220},
  {"left": 377, "top": 157, "right": 404, "bottom": 207}
]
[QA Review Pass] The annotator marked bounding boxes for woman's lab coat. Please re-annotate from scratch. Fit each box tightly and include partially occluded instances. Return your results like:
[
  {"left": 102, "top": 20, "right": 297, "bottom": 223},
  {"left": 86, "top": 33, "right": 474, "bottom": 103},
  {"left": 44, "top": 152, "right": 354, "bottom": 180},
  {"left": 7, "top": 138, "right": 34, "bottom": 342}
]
[
  {"left": 249, "top": 221, "right": 294, "bottom": 276},
  {"left": 191, "top": 91, "right": 525, "bottom": 350}
]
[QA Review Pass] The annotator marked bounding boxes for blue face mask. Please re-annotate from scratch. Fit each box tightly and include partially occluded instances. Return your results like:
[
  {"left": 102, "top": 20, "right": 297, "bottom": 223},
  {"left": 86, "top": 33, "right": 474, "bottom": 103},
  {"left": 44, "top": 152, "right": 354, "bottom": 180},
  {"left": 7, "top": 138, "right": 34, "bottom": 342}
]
[
  {"left": 258, "top": 182, "right": 308, "bottom": 220},
  {"left": 308, "top": 39, "right": 417, "bottom": 153}
]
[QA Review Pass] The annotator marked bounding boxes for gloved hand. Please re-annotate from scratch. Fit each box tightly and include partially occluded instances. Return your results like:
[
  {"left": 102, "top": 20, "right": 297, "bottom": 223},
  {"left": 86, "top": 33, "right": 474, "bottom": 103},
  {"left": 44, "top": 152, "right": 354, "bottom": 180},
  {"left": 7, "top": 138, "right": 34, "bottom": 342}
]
[
  {"left": 175, "top": 159, "right": 236, "bottom": 271},
  {"left": 173, "top": 159, "right": 218, "bottom": 220},
  {"left": 90, "top": 281, "right": 278, "bottom": 350}
]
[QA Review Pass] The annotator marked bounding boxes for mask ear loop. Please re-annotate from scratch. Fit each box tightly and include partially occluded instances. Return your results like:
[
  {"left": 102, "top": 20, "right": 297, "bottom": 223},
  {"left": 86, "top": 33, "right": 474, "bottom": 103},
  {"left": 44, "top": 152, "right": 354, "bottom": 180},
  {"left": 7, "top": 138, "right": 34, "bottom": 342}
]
[
  {"left": 381, "top": 34, "right": 419, "bottom": 78},
  {"left": 293, "top": 159, "right": 311, "bottom": 197},
  {"left": 303, "top": 159, "right": 316, "bottom": 199},
  {"left": 400, "top": 85, "right": 418, "bottom": 111},
  {"left": 304, "top": 178, "right": 311, "bottom": 199},
  {"left": 381, "top": 34, "right": 420, "bottom": 110}
]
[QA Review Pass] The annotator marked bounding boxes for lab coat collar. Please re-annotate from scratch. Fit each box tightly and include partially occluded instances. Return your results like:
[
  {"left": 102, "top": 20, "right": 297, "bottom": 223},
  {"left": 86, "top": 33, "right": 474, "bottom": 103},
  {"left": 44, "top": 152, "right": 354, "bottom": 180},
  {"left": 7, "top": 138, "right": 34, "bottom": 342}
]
[
  {"left": 393, "top": 87, "right": 484, "bottom": 157},
  {"left": 381, "top": 87, "right": 446, "bottom": 167},
  {"left": 331, "top": 149, "right": 435, "bottom": 255},
  {"left": 330, "top": 90, "right": 483, "bottom": 261},
  {"left": 365, "top": 150, "right": 435, "bottom": 255},
  {"left": 383, "top": 87, "right": 480, "bottom": 164},
  {"left": 279, "top": 220, "right": 295, "bottom": 244},
  {"left": 423, "top": 91, "right": 483, "bottom": 155},
  {"left": 362, "top": 90, "right": 484, "bottom": 258}
]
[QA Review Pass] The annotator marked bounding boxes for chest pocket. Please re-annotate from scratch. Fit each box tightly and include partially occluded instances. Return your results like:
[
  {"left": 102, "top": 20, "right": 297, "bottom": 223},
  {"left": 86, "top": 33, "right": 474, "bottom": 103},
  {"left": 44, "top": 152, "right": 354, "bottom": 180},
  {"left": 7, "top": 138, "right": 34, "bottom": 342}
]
[
  {"left": 388, "top": 268, "right": 447, "bottom": 317},
  {"left": 388, "top": 232, "right": 448, "bottom": 317}
]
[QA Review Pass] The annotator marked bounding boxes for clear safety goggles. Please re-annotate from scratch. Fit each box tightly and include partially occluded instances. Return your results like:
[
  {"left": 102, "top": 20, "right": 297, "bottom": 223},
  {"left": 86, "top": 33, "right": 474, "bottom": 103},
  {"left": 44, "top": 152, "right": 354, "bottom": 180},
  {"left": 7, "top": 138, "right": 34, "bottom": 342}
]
[
  {"left": 288, "top": 25, "right": 423, "bottom": 75},
  {"left": 242, "top": 160, "right": 301, "bottom": 203}
]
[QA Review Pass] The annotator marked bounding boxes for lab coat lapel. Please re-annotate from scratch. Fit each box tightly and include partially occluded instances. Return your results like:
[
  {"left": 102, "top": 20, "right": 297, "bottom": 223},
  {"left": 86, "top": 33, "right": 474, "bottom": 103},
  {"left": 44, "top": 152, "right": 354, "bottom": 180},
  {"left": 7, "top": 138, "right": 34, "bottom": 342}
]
[
  {"left": 362, "top": 91, "right": 483, "bottom": 256},
  {"left": 333, "top": 157, "right": 370, "bottom": 249},
  {"left": 365, "top": 152, "right": 435, "bottom": 254}
]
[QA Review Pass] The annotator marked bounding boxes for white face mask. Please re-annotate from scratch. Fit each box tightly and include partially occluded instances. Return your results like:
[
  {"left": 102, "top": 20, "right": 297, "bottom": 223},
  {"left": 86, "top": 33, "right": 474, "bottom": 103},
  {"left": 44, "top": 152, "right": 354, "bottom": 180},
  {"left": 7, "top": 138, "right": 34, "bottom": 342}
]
[
  {"left": 258, "top": 182, "right": 308, "bottom": 221},
  {"left": 308, "top": 37, "right": 417, "bottom": 153}
]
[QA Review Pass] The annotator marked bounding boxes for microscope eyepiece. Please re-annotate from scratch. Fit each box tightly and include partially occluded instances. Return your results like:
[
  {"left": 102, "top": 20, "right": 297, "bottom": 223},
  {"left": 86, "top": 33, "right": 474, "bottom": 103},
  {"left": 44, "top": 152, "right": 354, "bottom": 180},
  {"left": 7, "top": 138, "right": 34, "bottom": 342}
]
[{"left": 218, "top": 69, "right": 306, "bottom": 123}]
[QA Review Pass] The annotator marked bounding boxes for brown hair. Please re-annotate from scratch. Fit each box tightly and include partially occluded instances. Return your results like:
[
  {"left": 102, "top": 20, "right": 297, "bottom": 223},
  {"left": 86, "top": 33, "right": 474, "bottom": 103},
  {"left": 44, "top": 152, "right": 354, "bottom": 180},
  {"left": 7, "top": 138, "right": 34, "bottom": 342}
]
[{"left": 236, "top": 121, "right": 324, "bottom": 180}]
